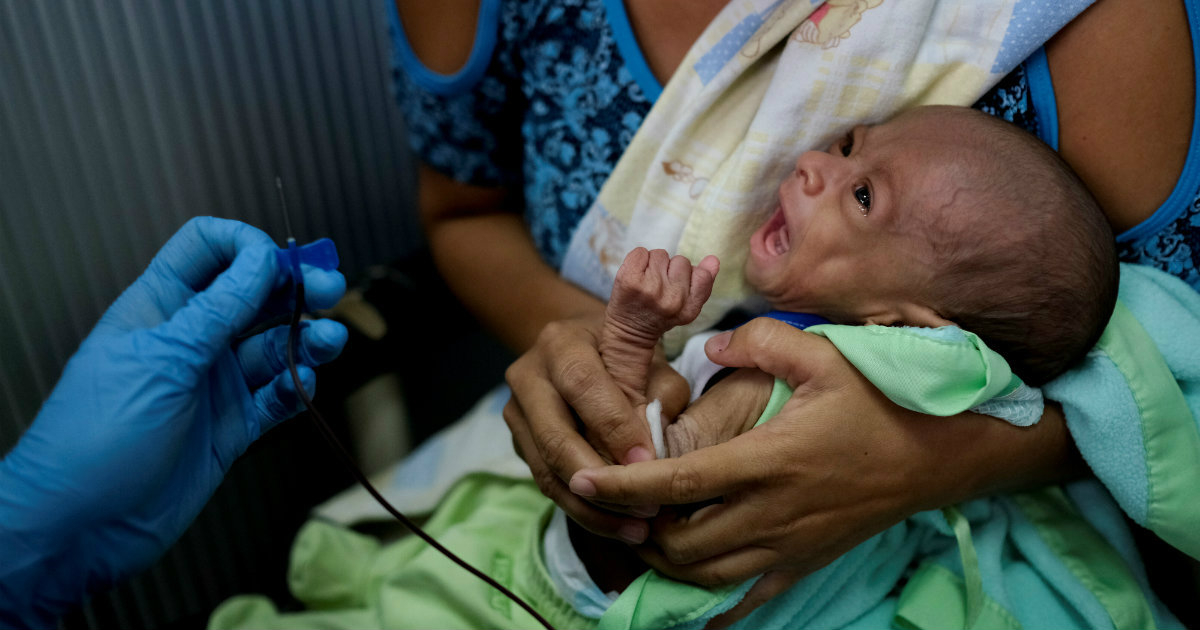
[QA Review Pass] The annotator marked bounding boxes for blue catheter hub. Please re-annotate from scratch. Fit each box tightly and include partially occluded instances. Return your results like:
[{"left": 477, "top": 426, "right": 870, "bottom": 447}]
[{"left": 275, "top": 237, "right": 340, "bottom": 284}]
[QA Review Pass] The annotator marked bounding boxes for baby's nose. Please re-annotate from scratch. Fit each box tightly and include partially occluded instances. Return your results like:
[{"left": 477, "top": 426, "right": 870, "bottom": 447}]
[{"left": 793, "top": 151, "right": 828, "bottom": 195}]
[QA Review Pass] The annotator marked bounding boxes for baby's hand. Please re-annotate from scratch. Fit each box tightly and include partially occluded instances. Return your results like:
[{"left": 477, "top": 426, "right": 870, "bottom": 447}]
[
  {"left": 607, "top": 248, "right": 720, "bottom": 346},
  {"left": 601, "top": 249, "right": 719, "bottom": 404}
]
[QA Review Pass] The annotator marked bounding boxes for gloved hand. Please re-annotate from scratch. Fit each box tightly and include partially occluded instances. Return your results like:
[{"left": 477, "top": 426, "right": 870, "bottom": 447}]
[{"left": 0, "top": 217, "right": 349, "bottom": 628}]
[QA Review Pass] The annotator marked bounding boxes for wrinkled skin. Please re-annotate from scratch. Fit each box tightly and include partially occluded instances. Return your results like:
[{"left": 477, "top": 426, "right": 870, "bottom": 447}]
[{"left": 600, "top": 247, "right": 719, "bottom": 406}]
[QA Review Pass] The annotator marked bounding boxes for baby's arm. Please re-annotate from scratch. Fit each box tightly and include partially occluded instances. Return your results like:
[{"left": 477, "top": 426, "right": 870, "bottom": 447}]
[
  {"left": 571, "top": 368, "right": 774, "bottom": 595},
  {"left": 600, "top": 248, "right": 719, "bottom": 405},
  {"left": 666, "top": 368, "right": 774, "bottom": 457},
  {"left": 568, "top": 249, "right": 717, "bottom": 593}
]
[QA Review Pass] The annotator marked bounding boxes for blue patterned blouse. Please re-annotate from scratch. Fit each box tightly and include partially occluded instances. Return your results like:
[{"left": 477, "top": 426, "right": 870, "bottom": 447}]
[{"left": 388, "top": 0, "right": 1200, "bottom": 290}]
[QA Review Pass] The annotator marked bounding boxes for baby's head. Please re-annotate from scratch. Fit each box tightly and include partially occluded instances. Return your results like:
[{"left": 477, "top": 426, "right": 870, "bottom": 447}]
[{"left": 745, "top": 105, "right": 1117, "bottom": 384}]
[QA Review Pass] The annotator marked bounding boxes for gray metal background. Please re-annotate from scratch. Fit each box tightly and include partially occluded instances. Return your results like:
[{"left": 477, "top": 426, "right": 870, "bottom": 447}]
[{"left": 0, "top": 0, "right": 420, "bottom": 626}]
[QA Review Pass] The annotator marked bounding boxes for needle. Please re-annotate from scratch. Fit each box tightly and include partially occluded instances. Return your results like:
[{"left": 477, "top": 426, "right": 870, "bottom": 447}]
[{"left": 275, "top": 176, "right": 296, "bottom": 243}]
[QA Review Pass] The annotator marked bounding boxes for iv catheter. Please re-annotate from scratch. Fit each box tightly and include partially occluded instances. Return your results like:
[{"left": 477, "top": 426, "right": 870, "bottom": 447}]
[
  {"left": 273, "top": 178, "right": 555, "bottom": 630},
  {"left": 274, "top": 177, "right": 338, "bottom": 296}
]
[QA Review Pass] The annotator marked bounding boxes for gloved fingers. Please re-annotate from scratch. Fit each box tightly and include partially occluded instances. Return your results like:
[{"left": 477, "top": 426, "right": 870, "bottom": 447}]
[
  {"left": 237, "top": 319, "right": 348, "bottom": 389},
  {"left": 102, "top": 219, "right": 276, "bottom": 331},
  {"left": 261, "top": 265, "right": 347, "bottom": 321},
  {"left": 158, "top": 243, "right": 277, "bottom": 366},
  {"left": 294, "top": 265, "right": 346, "bottom": 310},
  {"left": 149, "top": 217, "right": 346, "bottom": 319},
  {"left": 152, "top": 217, "right": 276, "bottom": 294},
  {"left": 254, "top": 365, "right": 316, "bottom": 435}
]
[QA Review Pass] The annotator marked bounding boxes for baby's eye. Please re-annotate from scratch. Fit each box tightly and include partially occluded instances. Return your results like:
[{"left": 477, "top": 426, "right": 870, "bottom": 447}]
[
  {"left": 839, "top": 132, "right": 854, "bottom": 157},
  {"left": 854, "top": 184, "right": 871, "bottom": 214}
]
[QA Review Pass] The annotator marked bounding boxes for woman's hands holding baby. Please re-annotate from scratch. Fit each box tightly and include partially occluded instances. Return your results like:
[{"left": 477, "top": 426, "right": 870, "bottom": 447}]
[
  {"left": 570, "top": 318, "right": 941, "bottom": 583},
  {"left": 504, "top": 247, "right": 720, "bottom": 542},
  {"left": 503, "top": 311, "right": 692, "bottom": 541},
  {"left": 569, "top": 317, "right": 1080, "bottom": 621}
]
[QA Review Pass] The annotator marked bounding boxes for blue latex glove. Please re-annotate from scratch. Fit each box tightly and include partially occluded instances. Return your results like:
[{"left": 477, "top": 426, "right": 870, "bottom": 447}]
[{"left": 0, "top": 217, "right": 349, "bottom": 628}]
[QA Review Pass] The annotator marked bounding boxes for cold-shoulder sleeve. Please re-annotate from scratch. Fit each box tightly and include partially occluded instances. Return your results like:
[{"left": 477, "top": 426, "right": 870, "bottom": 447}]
[{"left": 385, "top": 0, "right": 523, "bottom": 189}]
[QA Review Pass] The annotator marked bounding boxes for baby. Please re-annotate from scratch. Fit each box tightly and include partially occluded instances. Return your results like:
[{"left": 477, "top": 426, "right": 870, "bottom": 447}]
[
  {"left": 561, "top": 105, "right": 1119, "bottom": 598},
  {"left": 600, "top": 104, "right": 1117, "bottom": 455}
]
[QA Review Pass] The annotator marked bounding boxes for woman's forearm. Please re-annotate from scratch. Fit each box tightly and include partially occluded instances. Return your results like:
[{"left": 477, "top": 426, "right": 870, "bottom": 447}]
[
  {"left": 418, "top": 166, "right": 605, "bottom": 353},
  {"left": 427, "top": 211, "right": 603, "bottom": 352},
  {"left": 915, "top": 403, "right": 1087, "bottom": 512}
]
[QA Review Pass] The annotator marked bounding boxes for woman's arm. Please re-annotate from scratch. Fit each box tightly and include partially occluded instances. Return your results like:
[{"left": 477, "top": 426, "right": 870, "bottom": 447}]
[
  {"left": 394, "top": 0, "right": 605, "bottom": 353},
  {"left": 418, "top": 166, "right": 604, "bottom": 353}
]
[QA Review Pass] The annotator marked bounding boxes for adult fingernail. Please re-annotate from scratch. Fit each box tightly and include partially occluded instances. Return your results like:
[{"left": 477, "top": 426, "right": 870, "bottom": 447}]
[
  {"left": 631, "top": 504, "right": 659, "bottom": 518},
  {"left": 618, "top": 523, "right": 647, "bottom": 545},
  {"left": 625, "top": 446, "right": 654, "bottom": 464},
  {"left": 569, "top": 475, "right": 597, "bottom": 497},
  {"left": 705, "top": 331, "right": 731, "bottom": 355}
]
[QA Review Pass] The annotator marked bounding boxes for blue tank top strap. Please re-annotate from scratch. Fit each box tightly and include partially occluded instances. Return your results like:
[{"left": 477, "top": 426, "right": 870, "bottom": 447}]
[
  {"left": 386, "top": 0, "right": 523, "bottom": 189},
  {"left": 389, "top": 0, "right": 657, "bottom": 267},
  {"left": 386, "top": 0, "right": 502, "bottom": 96},
  {"left": 602, "top": 0, "right": 663, "bottom": 102},
  {"left": 1022, "top": 47, "right": 1060, "bottom": 151}
]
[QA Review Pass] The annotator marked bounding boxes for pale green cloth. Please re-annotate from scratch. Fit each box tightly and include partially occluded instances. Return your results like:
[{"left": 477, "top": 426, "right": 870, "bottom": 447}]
[
  {"left": 209, "top": 380, "right": 1168, "bottom": 630},
  {"left": 208, "top": 474, "right": 590, "bottom": 630},
  {"left": 809, "top": 324, "right": 1025, "bottom": 418}
]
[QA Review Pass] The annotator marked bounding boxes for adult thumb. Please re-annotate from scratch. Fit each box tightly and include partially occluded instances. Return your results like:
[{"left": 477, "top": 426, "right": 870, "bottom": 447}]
[{"left": 705, "top": 317, "right": 837, "bottom": 389}]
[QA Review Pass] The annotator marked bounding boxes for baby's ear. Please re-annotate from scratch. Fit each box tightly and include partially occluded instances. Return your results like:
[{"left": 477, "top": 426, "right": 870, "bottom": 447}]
[{"left": 865, "top": 303, "right": 955, "bottom": 328}]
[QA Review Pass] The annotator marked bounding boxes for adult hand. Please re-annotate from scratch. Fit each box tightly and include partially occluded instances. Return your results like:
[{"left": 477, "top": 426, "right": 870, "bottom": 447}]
[
  {"left": 503, "top": 312, "right": 690, "bottom": 543},
  {"left": 0, "top": 217, "right": 348, "bottom": 628},
  {"left": 572, "top": 319, "right": 930, "bottom": 583},
  {"left": 569, "top": 318, "right": 1069, "bottom": 620}
]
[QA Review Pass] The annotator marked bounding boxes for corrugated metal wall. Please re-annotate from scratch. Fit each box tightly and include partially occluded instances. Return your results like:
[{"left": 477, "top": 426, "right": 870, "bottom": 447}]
[{"left": 0, "top": 1, "right": 419, "bottom": 626}]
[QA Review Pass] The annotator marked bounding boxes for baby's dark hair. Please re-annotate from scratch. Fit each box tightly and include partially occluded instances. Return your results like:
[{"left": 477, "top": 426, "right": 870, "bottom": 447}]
[{"left": 917, "top": 108, "right": 1118, "bottom": 386}]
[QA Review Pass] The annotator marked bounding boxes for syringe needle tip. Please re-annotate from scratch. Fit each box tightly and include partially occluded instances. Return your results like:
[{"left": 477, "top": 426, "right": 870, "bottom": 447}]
[{"left": 274, "top": 175, "right": 294, "bottom": 239}]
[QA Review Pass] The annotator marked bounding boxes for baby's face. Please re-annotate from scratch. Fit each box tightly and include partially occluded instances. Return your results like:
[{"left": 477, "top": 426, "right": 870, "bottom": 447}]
[{"left": 745, "top": 107, "right": 971, "bottom": 323}]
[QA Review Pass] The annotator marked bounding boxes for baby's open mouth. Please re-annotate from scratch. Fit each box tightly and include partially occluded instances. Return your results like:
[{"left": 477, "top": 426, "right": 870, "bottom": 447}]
[{"left": 763, "top": 205, "right": 790, "bottom": 255}]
